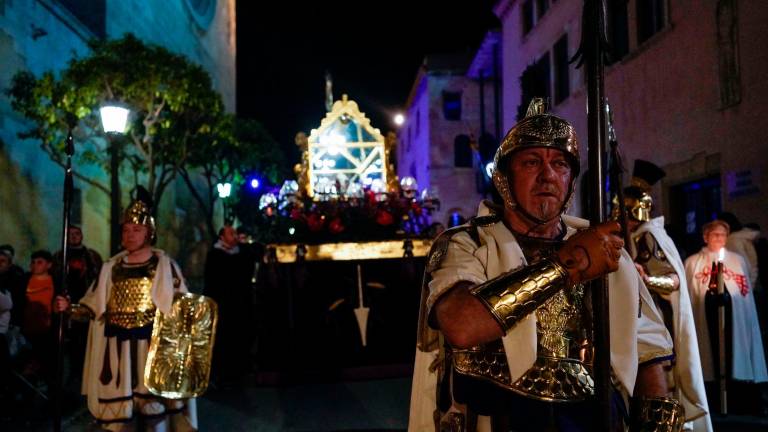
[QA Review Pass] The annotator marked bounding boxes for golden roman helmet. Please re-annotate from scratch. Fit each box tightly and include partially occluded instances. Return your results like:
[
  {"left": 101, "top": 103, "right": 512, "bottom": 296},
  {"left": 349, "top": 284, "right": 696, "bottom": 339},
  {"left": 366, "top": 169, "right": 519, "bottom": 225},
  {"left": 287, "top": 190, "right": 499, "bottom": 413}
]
[
  {"left": 618, "top": 159, "right": 666, "bottom": 223},
  {"left": 491, "top": 98, "right": 580, "bottom": 217},
  {"left": 122, "top": 186, "right": 156, "bottom": 242}
]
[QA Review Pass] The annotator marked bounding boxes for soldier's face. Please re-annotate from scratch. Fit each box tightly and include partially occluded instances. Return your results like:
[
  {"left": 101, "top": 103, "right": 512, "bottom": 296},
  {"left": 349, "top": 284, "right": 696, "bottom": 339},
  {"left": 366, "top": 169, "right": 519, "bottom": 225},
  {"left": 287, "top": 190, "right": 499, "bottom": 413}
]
[
  {"left": 122, "top": 223, "right": 150, "bottom": 252},
  {"left": 508, "top": 148, "right": 572, "bottom": 221}
]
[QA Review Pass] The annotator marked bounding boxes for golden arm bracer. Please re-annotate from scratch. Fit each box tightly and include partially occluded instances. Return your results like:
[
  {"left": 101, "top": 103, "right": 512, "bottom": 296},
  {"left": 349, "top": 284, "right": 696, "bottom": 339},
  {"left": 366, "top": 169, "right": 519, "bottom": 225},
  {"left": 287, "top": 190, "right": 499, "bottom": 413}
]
[
  {"left": 645, "top": 275, "right": 677, "bottom": 295},
  {"left": 634, "top": 232, "right": 679, "bottom": 296},
  {"left": 469, "top": 258, "right": 569, "bottom": 332},
  {"left": 144, "top": 293, "right": 218, "bottom": 399},
  {"left": 630, "top": 396, "right": 685, "bottom": 432}
]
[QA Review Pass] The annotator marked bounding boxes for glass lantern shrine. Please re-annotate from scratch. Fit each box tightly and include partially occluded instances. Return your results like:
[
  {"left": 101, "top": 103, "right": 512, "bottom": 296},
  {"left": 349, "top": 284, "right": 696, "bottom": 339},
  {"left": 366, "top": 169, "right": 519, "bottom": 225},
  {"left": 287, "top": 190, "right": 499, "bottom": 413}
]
[{"left": 305, "top": 94, "right": 392, "bottom": 199}]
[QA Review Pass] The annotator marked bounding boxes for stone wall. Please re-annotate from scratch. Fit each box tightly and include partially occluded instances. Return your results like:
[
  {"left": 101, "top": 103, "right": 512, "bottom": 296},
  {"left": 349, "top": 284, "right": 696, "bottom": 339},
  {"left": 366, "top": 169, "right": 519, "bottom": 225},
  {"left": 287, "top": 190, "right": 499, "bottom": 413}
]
[
  {"left": 107, "top": 0, "right": 236, "bottom": 112},
  {"left": 0, "top": 1, "right": 99, "bottom": 261}
]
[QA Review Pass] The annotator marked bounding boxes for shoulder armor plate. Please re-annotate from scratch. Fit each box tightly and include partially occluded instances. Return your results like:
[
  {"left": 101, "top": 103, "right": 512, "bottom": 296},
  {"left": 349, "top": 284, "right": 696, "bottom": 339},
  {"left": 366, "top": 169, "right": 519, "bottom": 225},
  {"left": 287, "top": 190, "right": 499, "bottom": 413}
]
[{"left": 426, "top": 225, "right": 479, "bottom": 274}]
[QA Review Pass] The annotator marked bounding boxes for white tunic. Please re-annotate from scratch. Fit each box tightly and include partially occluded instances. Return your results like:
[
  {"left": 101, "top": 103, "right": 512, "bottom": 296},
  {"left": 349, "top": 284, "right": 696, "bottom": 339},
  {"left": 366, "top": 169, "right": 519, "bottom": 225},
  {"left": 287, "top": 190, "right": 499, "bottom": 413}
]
[
  {"left": 408, "top": 204, "right": 673, "bottom": 431},
  {"left": 726, "top": 228, "right": 761, "bottom": 289},
  {"left": 684, "top": 248, "right": 768, "bottom": 383},
  {"left": 633, "top": 217, "right": 711, "bottom": 431}
]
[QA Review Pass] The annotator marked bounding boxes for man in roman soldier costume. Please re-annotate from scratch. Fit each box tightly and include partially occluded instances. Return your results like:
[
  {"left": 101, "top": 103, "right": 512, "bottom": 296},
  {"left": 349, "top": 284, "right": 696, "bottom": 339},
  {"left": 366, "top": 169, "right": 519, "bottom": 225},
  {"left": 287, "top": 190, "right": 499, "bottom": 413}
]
[
  {"left": 409, "top": 100, "right": 681, "bottom": 431},
  {"left": 618, "top": 160, "right": 711, "bottom": 430},
  {"left": 55, "top": 187, "right": 197, "bottom": 431}
]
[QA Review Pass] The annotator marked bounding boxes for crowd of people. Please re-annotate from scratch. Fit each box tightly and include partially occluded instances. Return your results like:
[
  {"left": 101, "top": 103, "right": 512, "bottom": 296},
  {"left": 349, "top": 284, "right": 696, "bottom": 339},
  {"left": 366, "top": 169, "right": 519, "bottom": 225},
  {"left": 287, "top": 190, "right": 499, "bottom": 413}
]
[{"left": 0, "top": 226, "right": 103, "bottom": 420}]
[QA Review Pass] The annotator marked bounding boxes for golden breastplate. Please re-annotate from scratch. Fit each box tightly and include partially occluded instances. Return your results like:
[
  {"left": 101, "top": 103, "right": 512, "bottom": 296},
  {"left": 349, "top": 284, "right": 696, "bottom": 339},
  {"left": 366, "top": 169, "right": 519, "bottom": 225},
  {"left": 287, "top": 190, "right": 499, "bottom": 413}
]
[
  {"left": 105, "top": 256, "right": 158, "bottom": 329},
  {"left": 453, "top": 283, "right": 594, "bottom": 402}
]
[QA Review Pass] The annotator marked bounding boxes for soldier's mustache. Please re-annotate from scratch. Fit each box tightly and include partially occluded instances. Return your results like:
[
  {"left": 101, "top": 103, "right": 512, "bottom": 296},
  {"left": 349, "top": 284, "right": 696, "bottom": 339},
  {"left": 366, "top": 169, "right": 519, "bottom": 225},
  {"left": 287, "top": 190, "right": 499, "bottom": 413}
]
[{"left": 532, "top": 184, "right": 561, "bottom": 196}]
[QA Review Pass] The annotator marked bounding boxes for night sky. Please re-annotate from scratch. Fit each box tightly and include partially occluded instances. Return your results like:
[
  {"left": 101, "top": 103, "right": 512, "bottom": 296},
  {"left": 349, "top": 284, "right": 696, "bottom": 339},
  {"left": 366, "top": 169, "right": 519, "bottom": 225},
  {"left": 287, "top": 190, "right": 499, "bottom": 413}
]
[{"left": 236, "top": 1, "right": 499, "bottom": 162}]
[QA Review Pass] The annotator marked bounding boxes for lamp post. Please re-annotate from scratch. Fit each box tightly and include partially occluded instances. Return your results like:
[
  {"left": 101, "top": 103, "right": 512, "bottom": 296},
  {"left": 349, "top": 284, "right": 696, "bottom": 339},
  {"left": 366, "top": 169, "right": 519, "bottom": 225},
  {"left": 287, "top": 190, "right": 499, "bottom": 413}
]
[
  {"left": 99, "top": 103, "right": 130, "bottom": 255},
  {"left": 53, "top": 114, "right": 77, "bottom": 432}
]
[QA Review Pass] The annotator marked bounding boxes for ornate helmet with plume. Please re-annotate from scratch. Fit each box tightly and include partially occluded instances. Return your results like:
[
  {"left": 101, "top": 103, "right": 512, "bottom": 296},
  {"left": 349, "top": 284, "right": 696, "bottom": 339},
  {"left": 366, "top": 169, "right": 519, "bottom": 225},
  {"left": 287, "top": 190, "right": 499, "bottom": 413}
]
[
  {"left": 122, "top": 186, "right": 156, "bottom": 242},
  {"left": 621, "top": 159, "right": 665, "bottom": 222},
  {"left": 491, "top": 98, "right": 580, "bottom": 219}
]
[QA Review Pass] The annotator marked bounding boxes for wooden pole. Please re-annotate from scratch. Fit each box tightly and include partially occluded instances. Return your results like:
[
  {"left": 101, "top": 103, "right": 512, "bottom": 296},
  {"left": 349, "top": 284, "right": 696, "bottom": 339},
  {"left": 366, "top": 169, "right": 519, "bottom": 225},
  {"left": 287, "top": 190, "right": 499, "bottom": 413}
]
[
  {"left": 577, "top": 0, "right": 611, "bottom": 429},
  {"left": 53, "top": 117, "right": 76, "bottom": 432}
]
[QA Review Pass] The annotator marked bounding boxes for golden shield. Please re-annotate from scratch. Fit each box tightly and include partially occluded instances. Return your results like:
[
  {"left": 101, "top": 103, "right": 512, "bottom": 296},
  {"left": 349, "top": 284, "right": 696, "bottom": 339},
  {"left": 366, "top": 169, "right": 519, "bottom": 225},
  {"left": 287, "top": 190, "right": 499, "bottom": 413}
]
[{"left": 145, "top": 293, "right": 218, "bottom": 399}]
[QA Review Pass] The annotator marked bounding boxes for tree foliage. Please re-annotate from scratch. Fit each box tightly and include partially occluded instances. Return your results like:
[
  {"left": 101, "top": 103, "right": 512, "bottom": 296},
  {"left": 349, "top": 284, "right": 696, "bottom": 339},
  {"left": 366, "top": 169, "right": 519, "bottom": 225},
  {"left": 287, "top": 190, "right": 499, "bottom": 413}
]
[
  {"left": 7, "top": 34, "right": 287, "bottom": 240},
  {"left": 7, "top": 33, "right": 224, "bottom": 211},
  {"left": 179, "top": 115, "right": 288, "bottom": 238}
]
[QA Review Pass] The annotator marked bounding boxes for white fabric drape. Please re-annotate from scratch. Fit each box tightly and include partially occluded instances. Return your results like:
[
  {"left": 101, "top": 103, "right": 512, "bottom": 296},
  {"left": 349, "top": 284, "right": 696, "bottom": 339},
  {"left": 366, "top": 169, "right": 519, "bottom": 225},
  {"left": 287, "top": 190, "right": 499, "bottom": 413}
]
[{"left": 634, "top": 217, "right": 711, "bottom": 430}]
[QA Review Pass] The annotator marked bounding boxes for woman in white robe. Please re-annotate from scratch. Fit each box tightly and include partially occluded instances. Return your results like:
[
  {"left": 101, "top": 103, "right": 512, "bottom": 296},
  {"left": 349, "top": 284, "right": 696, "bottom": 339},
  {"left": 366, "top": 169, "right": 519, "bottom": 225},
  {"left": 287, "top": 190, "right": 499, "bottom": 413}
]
[{"left": 684, "top": 220, "right": 767, "bottom": 383}]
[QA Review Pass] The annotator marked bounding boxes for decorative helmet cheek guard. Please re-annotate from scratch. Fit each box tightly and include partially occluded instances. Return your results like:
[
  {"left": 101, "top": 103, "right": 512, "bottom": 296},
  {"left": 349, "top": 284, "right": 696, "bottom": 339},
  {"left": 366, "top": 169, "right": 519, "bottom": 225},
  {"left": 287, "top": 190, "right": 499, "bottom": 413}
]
[
  {"left": 610, "top": 192, "right": 653, "bottom": 223},
  {"left": 491, "top": 98, "right": 581, "bottom": 215}
]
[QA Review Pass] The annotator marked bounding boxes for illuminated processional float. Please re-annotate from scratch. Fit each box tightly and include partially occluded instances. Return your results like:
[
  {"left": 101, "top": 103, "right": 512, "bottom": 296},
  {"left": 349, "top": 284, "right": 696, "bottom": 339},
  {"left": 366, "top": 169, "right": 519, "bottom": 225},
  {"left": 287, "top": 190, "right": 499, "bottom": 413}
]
[{"left": 254, "top": 95, "right": 437, "bottom": 371}]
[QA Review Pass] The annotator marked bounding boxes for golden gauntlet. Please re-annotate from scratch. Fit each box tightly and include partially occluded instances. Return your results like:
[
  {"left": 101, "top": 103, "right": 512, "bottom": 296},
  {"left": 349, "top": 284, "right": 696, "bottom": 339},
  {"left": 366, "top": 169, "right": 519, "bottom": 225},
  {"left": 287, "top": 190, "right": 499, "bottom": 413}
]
[
  {"left": 630, "top": 396, "right": 685, "bottom": 432},
  {"left": 645, "top": 275, "right": 677, "bottom": 296},
  {"left": 470, "top": 258, "right": 569, "bottom": 332},
  {"left": 68, "top": 303, "right": 95, "bottom": 322}
]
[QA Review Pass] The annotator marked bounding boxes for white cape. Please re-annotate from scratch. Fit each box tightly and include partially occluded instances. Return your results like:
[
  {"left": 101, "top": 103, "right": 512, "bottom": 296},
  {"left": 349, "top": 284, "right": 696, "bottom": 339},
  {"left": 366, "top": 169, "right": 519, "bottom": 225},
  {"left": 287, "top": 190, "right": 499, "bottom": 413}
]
[
  {"left": 726, "top": 228, "right": 760, "bottom": 289},
  {"left": 684, "top": 248, "right": 768, "bottom": 383},
  {"left": 634, "top": 217, "right": 711, "bottom": 430}
]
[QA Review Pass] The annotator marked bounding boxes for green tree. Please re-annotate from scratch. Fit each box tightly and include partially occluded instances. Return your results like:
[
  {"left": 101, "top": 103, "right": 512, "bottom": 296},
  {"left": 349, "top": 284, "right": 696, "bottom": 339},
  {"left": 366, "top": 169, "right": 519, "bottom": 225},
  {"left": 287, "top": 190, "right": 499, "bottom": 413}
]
[
  {"left": 7, "top": 33, "right": 224, "bottom": 215},
  {"left": 179, "top": 115, "right": 287, "bottom": 238}
]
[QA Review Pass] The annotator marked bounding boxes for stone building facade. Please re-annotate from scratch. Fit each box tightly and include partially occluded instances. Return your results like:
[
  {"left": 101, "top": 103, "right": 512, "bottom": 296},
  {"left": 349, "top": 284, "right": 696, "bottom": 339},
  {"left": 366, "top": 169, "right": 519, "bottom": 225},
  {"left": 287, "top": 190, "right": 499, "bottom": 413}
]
[
  {"left": 397, "top": 38, "right": 501, "bottom": 228},
  {"left": 494, "top": 0, "right": 768, "bottom": 256}
]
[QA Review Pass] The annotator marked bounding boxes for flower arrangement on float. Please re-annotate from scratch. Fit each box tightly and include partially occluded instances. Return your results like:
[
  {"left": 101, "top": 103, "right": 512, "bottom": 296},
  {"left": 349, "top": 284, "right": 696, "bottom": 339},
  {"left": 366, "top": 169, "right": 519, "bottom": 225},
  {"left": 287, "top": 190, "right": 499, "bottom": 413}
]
[{"left": 246, "top": 176, "right": 440, "bottom": 245}]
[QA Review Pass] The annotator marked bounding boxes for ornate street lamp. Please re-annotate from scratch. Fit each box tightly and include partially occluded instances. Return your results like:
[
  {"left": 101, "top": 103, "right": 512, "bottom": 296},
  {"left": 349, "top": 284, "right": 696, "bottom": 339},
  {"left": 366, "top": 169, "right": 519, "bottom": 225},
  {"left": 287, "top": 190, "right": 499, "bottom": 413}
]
[
  {"left": 100, "top": 102, "right": 130, "bottom": 254},
  {"left": 99, "top": 104, "right": 130, "bottom": 133},
  {"left": 217, "top": 182, "right": 233, "bottom": 222},
  {"left": 216, "top": 182, "right": 232, "bottom": 198}
]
